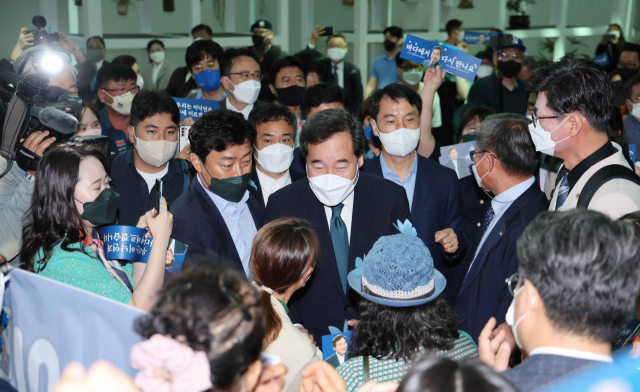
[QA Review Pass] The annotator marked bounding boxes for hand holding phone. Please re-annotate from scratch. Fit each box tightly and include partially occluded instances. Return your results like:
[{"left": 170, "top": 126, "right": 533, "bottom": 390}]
[{"left": 321, "top": 27, "right": 334, "bottom": 37}]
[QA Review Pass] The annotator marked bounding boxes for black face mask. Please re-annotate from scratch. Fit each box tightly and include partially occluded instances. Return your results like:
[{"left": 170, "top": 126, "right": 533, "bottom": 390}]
[
  {"left": 252, "top": 35, "right": 265, "bottom": 47},
  {"left": 383, "top": 39, "right": 396, "bottom": 52},
  {"left": 498, "top": 60, "right": 522, "bottom": 78},
  {"left": 461, "top": 133, "right": 477, "bottom": 143},
  {"left": 275, "top": 85, "right": 306, "bottom": 107},
  {"left": 618, "top": 68, "right": 640, "bottom": 82}
]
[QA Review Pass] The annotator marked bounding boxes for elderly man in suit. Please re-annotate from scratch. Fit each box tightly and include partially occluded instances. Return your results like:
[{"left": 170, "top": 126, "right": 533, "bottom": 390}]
[
  {"left": 361, "top": 78, "right": 466, "bottom": 301},
  {"left": 528, "top": 57, "right": 640, "bottom": 217},
  {"left": 479, "top": 210, "right": 640, "bottom": 391},
  {"left": 264, "top": 109, "right": 411, "bottom": 340},
  {"left": 325, "top": 335, "right": 353, "bottom": 368},
  {"left": 170, "top": 110, "right": 264, "bottom": 276},
  {"left": 453, "top": 114, "right": 549, "bottom": 342},
  {"left": 218, "top": 48, "right": 266, "bottom": 120}
]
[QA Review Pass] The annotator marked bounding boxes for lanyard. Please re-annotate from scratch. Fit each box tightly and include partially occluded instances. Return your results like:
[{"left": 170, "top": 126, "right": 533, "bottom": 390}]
[{"left": 255, "top": 43, "right": 272, "bottom": 63}]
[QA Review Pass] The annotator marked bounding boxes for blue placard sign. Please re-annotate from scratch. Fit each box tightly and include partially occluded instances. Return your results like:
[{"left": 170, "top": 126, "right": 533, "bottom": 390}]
[
  {"left": 102, "top": 225, "right": 153, "bottom": 262},
  {"left": 172, "top": 97, "right": 220, "bottom": 121}
]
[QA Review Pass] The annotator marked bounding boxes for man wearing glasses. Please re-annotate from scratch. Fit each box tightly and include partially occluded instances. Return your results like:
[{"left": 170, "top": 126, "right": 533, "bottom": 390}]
[
  {"left": 97, "top": 63, "right": 139, "bottom": 155},
  {"left": 453, "top": 114, "right": 548, "bottom": 342},
  {"left": 528, "top": 57, "right": 640, "bottom": 218},
  {"left": 219, "top": 48, "right": 265, "bottom": 120},
  {"left": 463, "top": 37, "right": 528, "bottom": 115}
]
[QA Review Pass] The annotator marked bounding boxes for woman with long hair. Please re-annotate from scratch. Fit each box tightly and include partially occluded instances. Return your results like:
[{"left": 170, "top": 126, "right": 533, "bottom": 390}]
[
  {"left": 250, "top": 218, "right": 321, "bottom": 392},
  {"left": 21, "top": 140, "right": 172, "bottom": 311}
]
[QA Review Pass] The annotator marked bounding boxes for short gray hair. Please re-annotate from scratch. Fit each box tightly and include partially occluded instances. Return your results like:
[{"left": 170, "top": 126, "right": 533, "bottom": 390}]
[
  {"left": 517, "top": 210, "right": 640, "bottom": 343},
  {"left": 475, "top": 113, "right": 538, "bottom": 177},
  {"left": 13, "top": 46, "right": 76, "bottom": 81}
]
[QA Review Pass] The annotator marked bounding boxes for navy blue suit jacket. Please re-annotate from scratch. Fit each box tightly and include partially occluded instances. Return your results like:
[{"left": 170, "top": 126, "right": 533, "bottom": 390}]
[
  {"left": 263, "top": 172, "right": 411, "bottom": 340},
  {"left": 455, "top": 182, "right": 548, "bottom": 341},
  {"left": 362, "top": 154, "right": 467, "bottom": 300},
  {"left": 251, "top": 165, "right": 306, "bottom": 207},
  {"left": 169, "top": 176, "right": 264, "bottom": 273}
]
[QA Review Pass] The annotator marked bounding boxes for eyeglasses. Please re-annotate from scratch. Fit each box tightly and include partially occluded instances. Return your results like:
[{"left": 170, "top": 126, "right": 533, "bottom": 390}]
[
  {"left": 505, "top": 273, "right": 521, "bottom": 297},
  {"left": 468, "top": 150, "right": 496, "bottom": 162},
  {"left": 531, "top": 108, "right": 566, "bottom": 128},
  {"left": 226, "top": 71, "right": 262, "bottom": 81},
  {"left": 103, "top": 86, "right": 139, "bottom": 95},
  {"left": 192, "top": 61, "right": 218, "bottom": 73}
]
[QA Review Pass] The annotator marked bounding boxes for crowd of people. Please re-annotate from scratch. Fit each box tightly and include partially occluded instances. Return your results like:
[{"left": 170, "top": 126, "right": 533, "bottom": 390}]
[{"left": 1, "top": 15, "right": 640, "bottom": 392}]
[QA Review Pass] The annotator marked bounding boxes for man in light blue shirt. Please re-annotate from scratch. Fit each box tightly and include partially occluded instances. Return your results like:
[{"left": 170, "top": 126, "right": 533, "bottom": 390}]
[{"left": 364, "top": 26, "right": 404, "bottom": 98}]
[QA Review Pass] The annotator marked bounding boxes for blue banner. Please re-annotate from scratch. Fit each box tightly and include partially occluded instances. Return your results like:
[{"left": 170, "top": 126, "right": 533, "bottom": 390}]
[
  {"left": 630, "top": 144, "right": 636, "bottom": 163},
  {"left": 2, "top": 269, "right": 145, "bottom": 391},
  {"left": 461, "top": 31, "right": 498, "bottom": 45},
  {"left": 401, "top": 35, "right": 482, "bottom": 82},
  {"left": 591, "top": 52, "right": 610, "bottom": 67},
  {"left": 172, "top": 97, "right": 220, "bottom": 121},
  {"left": 102, "top": 225, "right": 153, "bottom": 262}
]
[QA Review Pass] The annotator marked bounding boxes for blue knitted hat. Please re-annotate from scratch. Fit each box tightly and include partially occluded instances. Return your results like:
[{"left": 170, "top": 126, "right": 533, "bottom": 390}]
[{"left": 347, "top": 220, "right": 446, "bottom": 307}]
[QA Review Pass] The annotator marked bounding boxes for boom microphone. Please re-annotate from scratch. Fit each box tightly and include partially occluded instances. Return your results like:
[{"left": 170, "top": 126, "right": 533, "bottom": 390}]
[{"left": 32, "top": 106, "right": 78, "bottom": 135}]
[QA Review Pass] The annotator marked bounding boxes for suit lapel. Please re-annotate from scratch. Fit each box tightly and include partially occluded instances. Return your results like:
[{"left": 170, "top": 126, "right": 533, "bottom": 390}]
[
  {"left": 348, "top": 179, "right": 375, "bottom": 271},
  {"left": 251, "top": 166, "right": 266, "bottom": 207},
  {"left": 411, "top": 157, "right": 432, "bottom": 226}
]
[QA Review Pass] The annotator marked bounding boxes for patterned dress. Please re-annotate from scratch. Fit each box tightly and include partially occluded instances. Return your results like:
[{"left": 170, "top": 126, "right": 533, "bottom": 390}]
[{"left": 337, "top": 331, "right": 478, "bottom": 391}]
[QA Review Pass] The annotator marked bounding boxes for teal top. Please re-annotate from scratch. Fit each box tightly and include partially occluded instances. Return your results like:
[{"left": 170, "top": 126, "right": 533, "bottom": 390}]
[
  {"left": 277, "top": 299, "right": 289, "bottom": 314},
  {"left": 337, "top": 331, "right": 478, "bottom": 391},
  {"left": 34, "top": 241, "right": 134, "bottom": 304}
]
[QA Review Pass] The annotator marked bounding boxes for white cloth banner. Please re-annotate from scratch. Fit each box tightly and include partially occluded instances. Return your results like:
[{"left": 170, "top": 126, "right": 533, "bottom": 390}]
[{"left": 1, "top": 269, "right": 145, "bottom": 392}]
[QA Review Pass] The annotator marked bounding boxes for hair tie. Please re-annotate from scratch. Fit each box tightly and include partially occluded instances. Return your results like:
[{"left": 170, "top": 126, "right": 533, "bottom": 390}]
[{"left": 260, "top": 285, "right": 274, "bottom": 295}]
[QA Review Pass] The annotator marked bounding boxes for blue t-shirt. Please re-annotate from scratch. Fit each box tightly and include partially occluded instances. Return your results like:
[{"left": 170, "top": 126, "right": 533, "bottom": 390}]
[{"left": 371, "top": 54, "right": 399, "bottom": 89}]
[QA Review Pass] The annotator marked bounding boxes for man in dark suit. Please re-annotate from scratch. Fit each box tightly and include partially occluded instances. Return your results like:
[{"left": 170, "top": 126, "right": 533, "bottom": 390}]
[
  {"left": 170, "top": 110, "right": 263, "bottom": 276},
  {"left": 362, "top": 83, "right": 466, "bottom": 300},
  {"left": 443, "top": 147, "right": 470, "bottom": 178},
  {"left": 325, "top": 335, "right": 353, "bottom": 369},
  {"left": 478, "top": 210, "right": 640, "bottom": 391},
  {"left": 248, "top": 102, "right": 305, "bottom": 207},
  {"left": 264, "top": 109, "right": 411, "bottom": 340},
  {"left": 453, "top": 114, "right": 549, "bottom": 342},
  {"left": 219, "top": 48, "right": 265, "bottom": 120},
  {"left": 318, "top": 35, "right": 363, "bottom": 114}
]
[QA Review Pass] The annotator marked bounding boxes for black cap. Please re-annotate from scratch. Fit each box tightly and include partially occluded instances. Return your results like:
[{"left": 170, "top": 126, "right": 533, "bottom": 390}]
[
  {"left": 475, "top": 50, "right": 493, "bottom": 62},
  {"left": 251, "top": 19, "right": 272, "bottom": 31}
]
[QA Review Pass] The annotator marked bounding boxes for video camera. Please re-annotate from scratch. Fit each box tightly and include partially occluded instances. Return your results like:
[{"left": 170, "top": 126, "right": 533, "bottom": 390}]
[{"left": 31, "top": 16, "right": 60, "bottom": 46}]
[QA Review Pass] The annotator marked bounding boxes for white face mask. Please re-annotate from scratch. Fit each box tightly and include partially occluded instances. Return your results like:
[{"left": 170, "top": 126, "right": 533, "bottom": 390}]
[
  {"left": 136, "top": 75, "right": 144, "bottom": 90},
  {"left": 477, "top": 65, "right": 494, "bottom": 79},
  {"left": 134, "top": 133, "right": 178, "bottom": 168},
  {"left": 631, "top": 102, "right": 640, "bottom": 119},
  {"left": 608, "top": 29, "right": 621, "bottom": 39},
  {"left": 228, "top": 79, "right": 261, "bottom": 104},
  {"left": 103, "top": 90, "right": 135, "bottom": 115},
  {"left": 528, "top": 115, "right": 570, "bottom": 156},
  {"left": 307, "top": 165, "right": 359, "bottom": 207},
  {"left": 471, "top": 153, "right": 489, "bottom": 188},
  {"left": 505, "top": 285, "right": 536, "bottom": 350},
  {"left": 327, "top": 48, "right": 347, "bottom": 62},
  {"left": 254, "top": 143, "right": 294, "bottom": 174},
  {"left": 150, "top": 51, "right": 165, "bottom": 64},
  {"left": 402, "top": 69, "right": 423, "bottom": 85},
  {"left": 77, "top": 128, "right": 102, "bottom": 137},
  {"left": 374, "top": 121, "right": 420, "bottom": 157},
  {"left": 525, "top": 114, "right": 532, "bottom": 121}
]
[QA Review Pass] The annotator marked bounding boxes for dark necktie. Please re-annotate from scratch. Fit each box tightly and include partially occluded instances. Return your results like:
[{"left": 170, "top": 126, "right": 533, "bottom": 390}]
[
  {"left": 555, "top": 172, "right": 570, "bottom": 210},
  {"left": 333, "top": 64, "right": 339, "bottom": 85},
  {"left": 330, "top": 203, "right": 349, "bottom": 293},
  {"left": 450, "top": 206, "right": 495, "bottom": 302}
]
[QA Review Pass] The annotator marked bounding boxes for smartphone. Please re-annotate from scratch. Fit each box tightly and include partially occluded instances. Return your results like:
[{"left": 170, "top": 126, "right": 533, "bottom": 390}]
[
  {"left": 321, "top": 26, "right": 334, "bottom": 37},
  {"left": 179, "top": 126, "right": 191, "bottom": 152},
  {"left": 155, "top": 179, "right": 163, "bottom": 213},
  {"left": 604, "top": 34, "right": 616, "bottom": 41}
]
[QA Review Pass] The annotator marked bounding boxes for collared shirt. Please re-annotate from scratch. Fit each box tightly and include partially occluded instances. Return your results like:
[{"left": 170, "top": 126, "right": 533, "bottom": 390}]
[
  {"left": 451, "top": 158, "right": 459, "bottom": 171},
  {"left": 99, "top": 106, "right": 131, "bottom": 155},
  {"left": 256, "top": 168, "right": 291, "bottom": 205},
  {"left": 624, "top": 115, "right": 640, "bottom": 152},
  {"left": 323, "top": 190, "right": 355, "bottom": 243},
  {"left": 469, "top": 177, "right": 535, "bottom": 267},
  {"left": 136, "top": 164, "right": 169, "bottom": 193},
  {"left": 337, "top": 354, "right": 346, "bottom": 365},
  {"left": 197, "top": 175, "right": 257, "bottom": 276},
  {"left": 529, "top": 347, "right": 613, "bottom": 363},
  {"left": 371, "top": 54, "right": 400, "bottom": 89},
  {"left": 560, "top": 141, "right": 617, "bottom": 191},
  {"left": 380, "top": 152, "right": 418, "bottom": 210},
  {"left": 225, "top": 96, "right": 253, "bottom": 120},
  {"left": 195, "top": 88, "right": 227, "bottom": 100},
  {"left": 332, "top": 61, "right": 345, "bottom": 88}
]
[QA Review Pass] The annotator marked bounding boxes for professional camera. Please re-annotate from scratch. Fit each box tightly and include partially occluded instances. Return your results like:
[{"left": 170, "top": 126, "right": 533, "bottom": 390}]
[
  {"left": 31, "top": 16, "right": 60, "bottom": 46},
  {"left": 0, "top": 61, "right": 81, "bottom": 176}
]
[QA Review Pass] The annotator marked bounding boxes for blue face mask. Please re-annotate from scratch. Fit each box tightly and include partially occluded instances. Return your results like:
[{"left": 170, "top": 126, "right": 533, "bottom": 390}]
[
  {"left": 193, "top": 69, "right": 222, "bottom": 92},
  {"left": 364, "top": 125, "right": 380, "bottom": 144}
]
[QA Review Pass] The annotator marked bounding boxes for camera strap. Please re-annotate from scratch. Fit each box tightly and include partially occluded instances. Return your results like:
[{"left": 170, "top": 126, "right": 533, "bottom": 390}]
[{"left": 2, "top": 95, "right": 28, "bottom": 158}]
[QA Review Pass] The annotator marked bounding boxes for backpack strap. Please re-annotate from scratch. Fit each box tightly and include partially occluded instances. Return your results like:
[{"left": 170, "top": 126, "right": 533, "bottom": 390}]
[
  {"left": 362, "top": 355, "right": 370, "bottom": 384},
  {"left": 180, "top": 160, "right": 189, "bottom": 192},
  {"left": 577, "top": 165, "right": 640, "bottom": 208}
]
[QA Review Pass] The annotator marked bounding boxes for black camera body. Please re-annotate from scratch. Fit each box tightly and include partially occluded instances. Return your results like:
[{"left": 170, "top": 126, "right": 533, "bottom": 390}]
[{"left": 31, "top": 16, "right": 60, "bottom": 47}]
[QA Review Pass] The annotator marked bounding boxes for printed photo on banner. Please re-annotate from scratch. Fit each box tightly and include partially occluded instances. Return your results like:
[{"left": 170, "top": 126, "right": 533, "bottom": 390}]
[
  {"left": 590, "top": 52, "right": 610, "bottom": 67},
  {"left": 401, "top": 34, "right": 481, "bottom": 81},
  {"left": 321, "top": 331, "right": 353, "bottom": 368},
  {"left": 172, "top": 97, "right": 220, "bottom": 121},
  {"left": 439, "top": 140, "right": 477, "bottom": 179},
  {"left": 461, "top": 32, "right": 498, "bottom": 45}
]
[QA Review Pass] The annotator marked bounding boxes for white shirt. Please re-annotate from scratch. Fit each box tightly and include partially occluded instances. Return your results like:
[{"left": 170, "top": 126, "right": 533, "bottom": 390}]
[
  {"left": 322, "top": 191, "right": 354, "bottom": 243},
  {"left": 226, "top": 97, "right": 253, "bottom": 120},
  {"left": 337, "top": 354, "right": 345, "bottom": 365},
  {"left": 95, "top": 59, "right": 104, "bottom": 70},
  {"left": 294, "top": 112, "right": 302, "bottom": 148},
  {"left": 136, "top": 165, "right": 169, "bottom": 193},
  {"left": 256, "top": 168, "right": 291, "bottom": 206},
  {"left": 529, "top": 347, "right": 613, "bottom": 363},
  {"left": 331, "top": 61, "right": 345, "bottom": 88},
  {"left": 450, "top": 159, "right": 459, "bottom": 170},
  {"left": 152, "top": 60, "right": 164, "bottom": 84}
]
